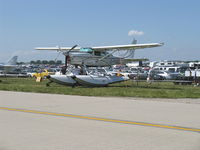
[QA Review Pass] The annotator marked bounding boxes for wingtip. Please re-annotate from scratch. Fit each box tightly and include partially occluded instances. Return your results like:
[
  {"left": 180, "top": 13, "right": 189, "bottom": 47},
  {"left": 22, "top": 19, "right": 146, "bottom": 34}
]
[{"left": 160, "top": 42, "right": 164, "bottom": 46}]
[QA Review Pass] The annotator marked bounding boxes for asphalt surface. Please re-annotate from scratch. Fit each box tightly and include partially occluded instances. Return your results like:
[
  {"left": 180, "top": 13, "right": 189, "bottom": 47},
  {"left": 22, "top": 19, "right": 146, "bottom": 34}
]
[{"left": 0, "top": 91, "right": 200, "bottom": 150}]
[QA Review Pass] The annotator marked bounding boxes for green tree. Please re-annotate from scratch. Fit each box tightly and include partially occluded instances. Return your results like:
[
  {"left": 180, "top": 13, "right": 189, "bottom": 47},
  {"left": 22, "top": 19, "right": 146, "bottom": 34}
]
[
  {"left": 42, "top": 60, "right": 48, "bottom": 64},
  {"left": 30, "top": 61, "right": 36, "bottom": 64},
  {"left": 48, "top": 60, "right": 55, "bottom": 65},
  {"left": 56, "top": 60, "right": 62, "bottom": 65},
  {"left": 36, "top": 60, "right": 41, "bottom": 64}
]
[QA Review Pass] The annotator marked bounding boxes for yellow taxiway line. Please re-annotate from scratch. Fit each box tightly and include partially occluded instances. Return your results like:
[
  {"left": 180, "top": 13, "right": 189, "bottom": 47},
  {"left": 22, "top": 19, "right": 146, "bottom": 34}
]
[{"left": 0, "top": 106, "right": 200, "bottom": 132}]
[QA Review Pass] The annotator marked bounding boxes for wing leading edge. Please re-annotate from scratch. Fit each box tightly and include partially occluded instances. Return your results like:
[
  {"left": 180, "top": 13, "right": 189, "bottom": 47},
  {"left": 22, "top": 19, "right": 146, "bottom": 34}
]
[
  {"left": 35, "top": 43, "right": 163, "bottom": 51},
  {"left": 35, "top": 47, "right": 81, "bottom": 51},
  {"left": 92, "top": 43, "right": 164, "bottom": 51}
]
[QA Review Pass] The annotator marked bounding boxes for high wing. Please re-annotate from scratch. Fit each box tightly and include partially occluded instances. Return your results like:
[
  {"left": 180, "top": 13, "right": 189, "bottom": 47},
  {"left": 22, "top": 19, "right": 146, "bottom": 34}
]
[
  {"left": 35, "top": 46, "right": 81, "bottom": 51},
  {"left": 92, "top": 43, "right": 164, "bottom": 51},
  {"left": 35, "top": 43, "right": 163, "bottom": 51}
]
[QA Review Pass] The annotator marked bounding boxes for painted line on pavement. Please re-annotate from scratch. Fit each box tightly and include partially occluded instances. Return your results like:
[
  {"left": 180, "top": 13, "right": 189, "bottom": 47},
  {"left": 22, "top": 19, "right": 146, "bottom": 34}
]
[{"left": 0, "top": 106, "right": 199, "bottom": 132}]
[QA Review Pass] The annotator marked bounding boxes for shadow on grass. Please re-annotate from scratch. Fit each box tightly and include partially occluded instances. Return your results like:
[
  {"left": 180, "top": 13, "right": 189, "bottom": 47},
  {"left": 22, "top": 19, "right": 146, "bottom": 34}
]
[
  {"left": 0, "top": 80, "right": 11, "bottom": 84},
  {"left": 74, "top": 84, "right": 183, "bottom": 91},
  {"left": 111, "top": 85, "right": 182, "bottom": 90}
]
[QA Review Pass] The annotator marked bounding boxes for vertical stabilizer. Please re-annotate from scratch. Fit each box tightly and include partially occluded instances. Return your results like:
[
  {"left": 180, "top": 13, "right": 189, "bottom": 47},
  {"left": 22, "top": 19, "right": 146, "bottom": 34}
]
[
  {"left": 131, "top": 39, "right": 137, "bottom": 44},
  {"left": 129, "top": 39, "right": 137, "bottom": 58},
  {"left": 7, "top": 56, "right": 18, "bottom": 65}
]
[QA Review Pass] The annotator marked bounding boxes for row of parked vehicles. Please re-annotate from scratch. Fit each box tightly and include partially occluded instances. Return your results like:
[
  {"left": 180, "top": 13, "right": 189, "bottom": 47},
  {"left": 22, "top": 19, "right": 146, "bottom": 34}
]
[{"left": 1, "top": 63, "right": 200, "bottom": 86}]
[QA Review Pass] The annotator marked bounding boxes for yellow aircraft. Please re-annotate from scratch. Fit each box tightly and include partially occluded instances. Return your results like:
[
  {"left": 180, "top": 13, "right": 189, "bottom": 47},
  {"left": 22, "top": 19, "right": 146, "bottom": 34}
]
[{"left": 33, "top": 69, "right": 49, "bottom": 82}]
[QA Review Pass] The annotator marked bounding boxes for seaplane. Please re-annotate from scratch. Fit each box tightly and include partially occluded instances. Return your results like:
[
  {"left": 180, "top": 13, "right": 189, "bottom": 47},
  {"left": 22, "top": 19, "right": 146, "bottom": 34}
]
[{"left": 35, "top": 41, "right": 164, "bottom": 87}]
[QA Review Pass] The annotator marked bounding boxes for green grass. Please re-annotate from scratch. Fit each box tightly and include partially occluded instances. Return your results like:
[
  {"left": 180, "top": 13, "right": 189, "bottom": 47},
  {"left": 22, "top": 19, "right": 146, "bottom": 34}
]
[{"left": 0, "top": 77, "right": 200, "bottom": 98}]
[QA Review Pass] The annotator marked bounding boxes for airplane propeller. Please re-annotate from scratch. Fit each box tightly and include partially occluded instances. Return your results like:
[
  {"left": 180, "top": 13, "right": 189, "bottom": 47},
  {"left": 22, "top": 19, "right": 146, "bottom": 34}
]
[
  {"left": 64, "top": 44, "right": 78, "bottom": 66},
  {"left": 61, "top": 45, "right": 78, "bottom": 75}
]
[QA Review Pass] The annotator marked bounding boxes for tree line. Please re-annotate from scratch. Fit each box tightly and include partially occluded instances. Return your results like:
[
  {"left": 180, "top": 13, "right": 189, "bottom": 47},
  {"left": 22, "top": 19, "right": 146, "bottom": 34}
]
[
  {"left": 30, "top": 60, "right": 63, "bottom": 65},
  {"left": 17, "top": 60, "right": 63, "bottom": 65}
]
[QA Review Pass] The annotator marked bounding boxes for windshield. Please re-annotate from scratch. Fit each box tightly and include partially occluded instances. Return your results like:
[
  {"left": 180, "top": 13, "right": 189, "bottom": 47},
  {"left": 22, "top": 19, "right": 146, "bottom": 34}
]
[{"left": 80, "top": 48, "right": 93, "bottom": 53}]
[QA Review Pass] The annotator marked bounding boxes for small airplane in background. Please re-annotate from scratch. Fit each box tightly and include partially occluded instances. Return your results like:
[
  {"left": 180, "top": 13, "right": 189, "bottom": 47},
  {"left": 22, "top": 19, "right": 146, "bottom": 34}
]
[
  {"left": 0, "top": 56, "right": 18, "bottom": 74},
  {"left": 35, "top": 42, "right": 163, "bottom": 67}
]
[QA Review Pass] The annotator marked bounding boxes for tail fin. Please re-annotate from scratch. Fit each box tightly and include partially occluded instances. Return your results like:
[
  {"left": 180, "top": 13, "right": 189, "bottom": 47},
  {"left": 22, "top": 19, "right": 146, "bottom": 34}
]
[
  {"left": 129, "top": 39, "right": 137, "bottom": 58},
  {"left": 6, "top": 56, "right": 18, "bottom": 65},
  {"left": 131, "top": 39, "right": 137, "bottom": 44}
]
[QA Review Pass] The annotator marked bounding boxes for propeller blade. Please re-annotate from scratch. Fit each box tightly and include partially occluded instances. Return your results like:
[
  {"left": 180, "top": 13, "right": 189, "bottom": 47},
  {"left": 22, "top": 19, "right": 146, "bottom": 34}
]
[
  {"left": 68, "top": 44, "right": 78, "bottom": 53},
  {"left": 64, "top": 45, "right": 78, "bottom": 67}
]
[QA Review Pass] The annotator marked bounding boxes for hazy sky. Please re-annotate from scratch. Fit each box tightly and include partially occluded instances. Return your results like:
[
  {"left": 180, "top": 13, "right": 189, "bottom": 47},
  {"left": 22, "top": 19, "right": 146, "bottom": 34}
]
[{"left": 0, "top": 0, "right": 200, "bottom": 62}]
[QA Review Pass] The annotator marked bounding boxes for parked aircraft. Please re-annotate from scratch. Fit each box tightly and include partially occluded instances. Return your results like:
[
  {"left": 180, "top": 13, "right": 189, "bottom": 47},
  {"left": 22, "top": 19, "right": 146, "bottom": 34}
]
[
  {"left": 36, "top": 41, "right": 163, "bottom": 87},
  {"left": 35, "top": 42, "right": 163, "bottom": 67},
  {"left": 0, "top": 56, "right": 18, "bottom": 74}
]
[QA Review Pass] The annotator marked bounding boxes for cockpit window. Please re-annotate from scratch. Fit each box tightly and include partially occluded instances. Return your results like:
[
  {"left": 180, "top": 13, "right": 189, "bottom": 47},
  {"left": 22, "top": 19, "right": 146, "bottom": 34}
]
[{"left": 80, "top": 48, "right": 93, "bottom": 53}]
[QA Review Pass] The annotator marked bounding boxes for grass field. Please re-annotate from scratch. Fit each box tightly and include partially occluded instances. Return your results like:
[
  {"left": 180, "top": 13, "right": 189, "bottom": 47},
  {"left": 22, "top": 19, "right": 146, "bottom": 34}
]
[{"left": 0, "top": 77, "right": 200, "bottom": 98}]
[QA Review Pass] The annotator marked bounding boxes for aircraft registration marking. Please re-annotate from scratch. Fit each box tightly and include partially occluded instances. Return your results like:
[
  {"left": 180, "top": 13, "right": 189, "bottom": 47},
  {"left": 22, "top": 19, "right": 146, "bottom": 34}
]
[{"left": 0, "top": 106, "right": 199, "bottom": 132}]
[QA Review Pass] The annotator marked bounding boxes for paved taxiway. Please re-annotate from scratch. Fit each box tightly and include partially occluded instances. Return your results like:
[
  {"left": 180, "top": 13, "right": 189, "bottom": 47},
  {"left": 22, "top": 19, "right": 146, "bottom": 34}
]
[{"left": 0, "top": 91, "right": 199, "bottom": 150}]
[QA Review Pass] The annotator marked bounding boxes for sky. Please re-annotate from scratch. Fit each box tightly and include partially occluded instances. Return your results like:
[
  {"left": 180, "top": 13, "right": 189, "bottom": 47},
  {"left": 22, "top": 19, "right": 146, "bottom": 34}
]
[{"left": 0, "top": 0, "right": 200, "bottom": 62}]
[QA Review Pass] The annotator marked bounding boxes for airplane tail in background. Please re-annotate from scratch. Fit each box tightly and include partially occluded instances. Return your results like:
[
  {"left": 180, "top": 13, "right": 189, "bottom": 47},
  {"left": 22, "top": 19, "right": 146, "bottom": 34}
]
[
  {"left": 131, "top": 39, "right": 137, "bottom": 44},
  {"left": 128, "top": 39, "right": 137, "bottom": 58},
  {"left": 6, "top": 56, "right": 18, "bottom": 65}
]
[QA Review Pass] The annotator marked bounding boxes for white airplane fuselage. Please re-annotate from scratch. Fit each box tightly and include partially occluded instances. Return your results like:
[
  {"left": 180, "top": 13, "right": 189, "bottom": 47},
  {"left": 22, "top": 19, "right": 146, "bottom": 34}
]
[
  {"left": 68, "top": 52, "right": 122, "bottom": 67},
  {"left": 0, "top": 65, "right": 17, "bottom": 73}
]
